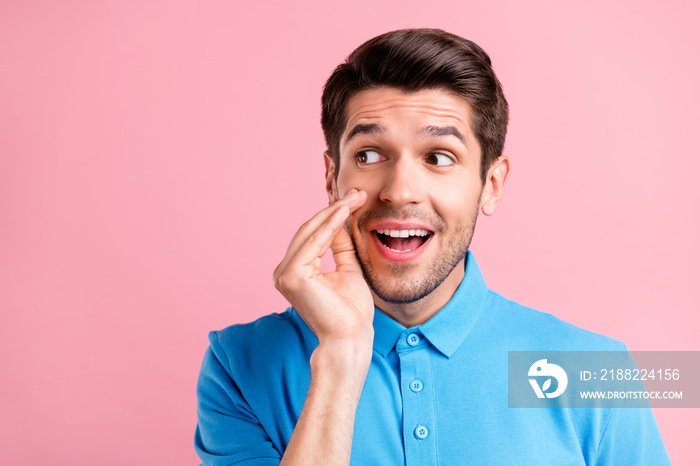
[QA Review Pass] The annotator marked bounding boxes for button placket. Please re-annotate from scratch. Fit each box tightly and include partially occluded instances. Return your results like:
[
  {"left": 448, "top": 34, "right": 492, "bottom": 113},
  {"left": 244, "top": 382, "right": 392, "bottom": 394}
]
[{"left": 397, "top": 330, "right": 437, "bottom": 466}]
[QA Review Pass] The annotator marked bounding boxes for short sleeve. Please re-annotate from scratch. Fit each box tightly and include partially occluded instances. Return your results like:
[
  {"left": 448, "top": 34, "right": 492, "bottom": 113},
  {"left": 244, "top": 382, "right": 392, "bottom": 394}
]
[
  {"left": 195, "top": 332, "right": 282, "bottom": 465},
  {"left": 592, "top": 345, "right": 671, "bottom": 466},
  {"left": 594, "top": 405, "right": 670, "bottom": 465}
]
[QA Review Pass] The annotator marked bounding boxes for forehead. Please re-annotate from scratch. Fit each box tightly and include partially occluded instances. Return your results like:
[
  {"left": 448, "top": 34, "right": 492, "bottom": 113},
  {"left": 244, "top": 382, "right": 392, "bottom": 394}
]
[{"left": 342, "top": 87, "right": 474, "bottom": 141}]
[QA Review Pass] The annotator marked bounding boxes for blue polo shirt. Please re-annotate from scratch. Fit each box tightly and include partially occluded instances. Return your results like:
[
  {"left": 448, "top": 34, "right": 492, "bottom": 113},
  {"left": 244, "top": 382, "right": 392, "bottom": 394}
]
[{"left": 195, "top": 252, "right": 670, "bottom": 465}]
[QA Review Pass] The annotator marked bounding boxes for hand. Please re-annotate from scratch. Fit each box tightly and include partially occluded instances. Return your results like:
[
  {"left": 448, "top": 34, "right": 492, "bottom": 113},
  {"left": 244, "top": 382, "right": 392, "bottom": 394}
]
[{"left": 273, "top": 189, "right": 374, "bottom": 345}]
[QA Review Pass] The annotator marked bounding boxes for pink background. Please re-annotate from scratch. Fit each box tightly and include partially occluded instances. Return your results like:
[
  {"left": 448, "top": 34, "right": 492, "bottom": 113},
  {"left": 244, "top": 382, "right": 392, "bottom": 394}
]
[{"left": 1, "top": 0, "right": 698, "bottom": 464}]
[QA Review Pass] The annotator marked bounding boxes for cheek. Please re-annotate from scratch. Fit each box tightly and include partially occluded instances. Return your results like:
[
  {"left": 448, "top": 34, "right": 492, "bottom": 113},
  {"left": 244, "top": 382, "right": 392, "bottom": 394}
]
[
  {"left": 428, "top": 181, "right": 482, "bottom": 224},
  {"left": 337, "top": 167, "right": 383, "bottom": 198}
]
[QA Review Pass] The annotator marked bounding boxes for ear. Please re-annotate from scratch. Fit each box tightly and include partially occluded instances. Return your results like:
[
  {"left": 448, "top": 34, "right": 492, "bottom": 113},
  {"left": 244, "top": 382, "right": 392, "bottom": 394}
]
[
  {"left": 324, "top": 151, "right": 338, "bottom": 205},
  {"left": 480, "top": 155, "right": 511, "bottom": 216}
]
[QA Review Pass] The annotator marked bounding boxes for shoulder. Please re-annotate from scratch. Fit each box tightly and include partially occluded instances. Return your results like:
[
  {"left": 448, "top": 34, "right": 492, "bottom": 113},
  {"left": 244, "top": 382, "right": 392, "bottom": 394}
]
[
  {"left": 208, "top": 308, "right": 317, "bottom": 371},
  {"left": 211, "top": 308, "right": 309, "bottom": 349},
  {"left": 480, "top": 290, "right": 627, "bottom": 351}
]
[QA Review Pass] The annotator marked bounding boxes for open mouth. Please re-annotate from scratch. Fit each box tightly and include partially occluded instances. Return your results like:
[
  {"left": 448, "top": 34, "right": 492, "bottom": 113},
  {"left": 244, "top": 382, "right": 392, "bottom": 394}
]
[{"left": 374, "top": 228, "right": 432, "bottom": 253}]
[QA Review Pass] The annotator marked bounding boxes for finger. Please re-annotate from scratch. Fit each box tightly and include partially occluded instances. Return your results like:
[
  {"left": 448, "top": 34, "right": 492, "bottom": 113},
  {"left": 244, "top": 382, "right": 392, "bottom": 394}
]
[
  {"left": 331, "top": 226, "right": 362, "bottom": 273},
  {"left": 316, "top": 191, "right": 367, "bottom": 254},
  {"left": 277, "top": 190, "right": 365, "bottom": 273},
  {"left": 274, "top": 203, "right": 349, "bottom": 294},
  {"left": 284, "top": 203, "right": 351, "bottom": 279}
]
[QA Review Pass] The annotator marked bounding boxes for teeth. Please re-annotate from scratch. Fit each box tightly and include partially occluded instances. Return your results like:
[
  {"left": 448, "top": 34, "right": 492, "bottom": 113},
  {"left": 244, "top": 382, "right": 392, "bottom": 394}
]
[{"left": 377, "top": 228, "right": 430, "bottom": 237}]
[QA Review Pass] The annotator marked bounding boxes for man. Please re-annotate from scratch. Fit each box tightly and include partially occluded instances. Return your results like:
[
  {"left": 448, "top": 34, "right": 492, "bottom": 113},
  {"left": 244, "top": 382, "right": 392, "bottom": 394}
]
[{"left": 195, "top": 29, "right": 669, "bottom": 465}]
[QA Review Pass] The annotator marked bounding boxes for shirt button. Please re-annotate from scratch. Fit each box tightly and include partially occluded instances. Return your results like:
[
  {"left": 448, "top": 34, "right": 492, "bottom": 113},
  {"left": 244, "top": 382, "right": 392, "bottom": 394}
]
[
  {"left": 410, "top": 379, "right": 424, "bottom": 393},
  {"left": 414, "top": 424, "right": 429, "bottom": 440},
  {"left": 407, "top": 333, "right": 421, "bottom": 346}
]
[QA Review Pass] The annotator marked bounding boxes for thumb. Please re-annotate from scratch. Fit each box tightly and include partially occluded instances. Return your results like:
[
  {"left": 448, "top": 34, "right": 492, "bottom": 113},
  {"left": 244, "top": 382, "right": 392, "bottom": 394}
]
[{"left": 330, "top": 227, "right": 362, "bottom": 273}]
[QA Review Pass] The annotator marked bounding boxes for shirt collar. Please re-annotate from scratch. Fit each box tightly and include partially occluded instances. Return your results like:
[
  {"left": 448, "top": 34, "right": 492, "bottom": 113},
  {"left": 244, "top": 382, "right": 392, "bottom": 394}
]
[{"left": 372, "top": 250, "right": 489, "bottom": 358}]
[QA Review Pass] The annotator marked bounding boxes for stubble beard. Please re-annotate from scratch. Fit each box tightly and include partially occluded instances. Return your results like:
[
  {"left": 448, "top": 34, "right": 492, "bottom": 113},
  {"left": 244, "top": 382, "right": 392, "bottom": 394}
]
[{"left": 348, "top": 206, "right": 480, "bottom": 305}]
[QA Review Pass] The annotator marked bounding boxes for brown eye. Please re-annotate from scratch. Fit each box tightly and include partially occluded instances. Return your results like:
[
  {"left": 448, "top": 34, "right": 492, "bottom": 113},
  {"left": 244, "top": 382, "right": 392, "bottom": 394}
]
[
  {"left": 425, "top": 153, "right": 453, "bottom": 166},
  {"left": 355, "top": 150, "right": 382, "bottom": 164}
]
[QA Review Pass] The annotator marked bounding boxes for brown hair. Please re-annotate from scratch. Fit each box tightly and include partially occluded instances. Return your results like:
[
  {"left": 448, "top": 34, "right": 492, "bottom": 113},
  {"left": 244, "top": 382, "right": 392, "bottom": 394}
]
[{"left": 321, "top": 28, "right": 509, "bottom": 183}]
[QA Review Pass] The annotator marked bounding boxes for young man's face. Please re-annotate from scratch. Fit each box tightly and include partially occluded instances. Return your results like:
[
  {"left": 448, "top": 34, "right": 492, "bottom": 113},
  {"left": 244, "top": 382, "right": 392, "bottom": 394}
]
[{"left": 326, "top": 87, "right": 508, "bottom": 308}]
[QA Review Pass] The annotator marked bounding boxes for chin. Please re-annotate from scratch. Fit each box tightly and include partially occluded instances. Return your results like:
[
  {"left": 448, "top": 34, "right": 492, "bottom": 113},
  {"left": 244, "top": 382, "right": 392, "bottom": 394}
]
[{"left": 359, "top": 253, "right": 461, "bottom": 305}]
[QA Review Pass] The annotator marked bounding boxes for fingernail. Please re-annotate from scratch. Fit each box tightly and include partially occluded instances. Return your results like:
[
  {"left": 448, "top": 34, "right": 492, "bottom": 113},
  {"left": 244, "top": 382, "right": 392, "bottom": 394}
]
[{"left": 341, "top": 188, "right": 358, "bottom": 199}]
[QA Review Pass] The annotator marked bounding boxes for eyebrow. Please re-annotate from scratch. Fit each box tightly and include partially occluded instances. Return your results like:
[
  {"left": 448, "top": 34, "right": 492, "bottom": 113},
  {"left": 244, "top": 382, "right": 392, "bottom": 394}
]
[
  {"left": 421, "top": 125, "right": 468, "bottom": 147},
  {"left": 342, "top": 123, "right": 468, "bottom": 149},
  {"left": 343, "top": 123, "right": 385, "bottom": 147}
]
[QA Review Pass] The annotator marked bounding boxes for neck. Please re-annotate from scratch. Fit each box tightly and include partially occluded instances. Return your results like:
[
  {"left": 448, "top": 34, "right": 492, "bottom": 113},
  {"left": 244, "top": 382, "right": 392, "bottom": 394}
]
[{"left": 373, "top": 258, "right": 465, "bottom": 328}]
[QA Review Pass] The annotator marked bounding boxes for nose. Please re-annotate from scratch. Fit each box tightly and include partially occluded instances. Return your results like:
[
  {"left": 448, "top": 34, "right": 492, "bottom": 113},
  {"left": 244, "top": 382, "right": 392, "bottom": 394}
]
[{"left": 379, "top": 157, "right": 424, "bottom": 208}]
